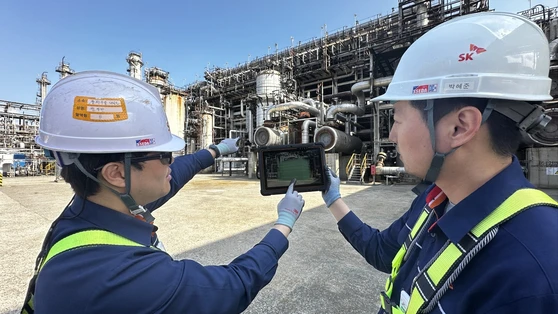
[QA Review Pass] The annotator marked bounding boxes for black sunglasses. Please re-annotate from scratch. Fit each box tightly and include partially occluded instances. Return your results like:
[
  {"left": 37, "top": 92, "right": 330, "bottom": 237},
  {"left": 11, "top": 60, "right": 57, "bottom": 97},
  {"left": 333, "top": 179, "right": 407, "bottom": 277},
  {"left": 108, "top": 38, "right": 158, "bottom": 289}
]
[
  {"left": 93, "top": 152, "right": 174, "bottom": 172},
  {"left": 130, "top": 152, "right": 174, "bottom": 165}
]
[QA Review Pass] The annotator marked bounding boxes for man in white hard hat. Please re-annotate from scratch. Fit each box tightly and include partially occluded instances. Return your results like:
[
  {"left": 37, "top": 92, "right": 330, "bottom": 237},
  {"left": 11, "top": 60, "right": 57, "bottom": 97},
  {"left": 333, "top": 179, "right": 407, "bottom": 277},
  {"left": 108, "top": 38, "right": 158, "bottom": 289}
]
[
  {"left": 321, "top": 12, "right": 558, "bottom": 313},
  {"left": 21, "top": 70, "right": 305, "bottom": 313}
]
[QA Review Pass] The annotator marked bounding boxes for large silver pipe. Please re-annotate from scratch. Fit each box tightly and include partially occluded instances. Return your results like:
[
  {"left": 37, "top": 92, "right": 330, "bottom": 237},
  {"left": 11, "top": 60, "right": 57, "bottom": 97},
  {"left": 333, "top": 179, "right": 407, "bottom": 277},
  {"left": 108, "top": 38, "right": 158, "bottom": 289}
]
[
  {"left": 247, "top": 109, "right": 253, "bottom": 144},
  {"left": 375, "top": 166, "right": 406, "bottom": 175},
  {"left": 356, "top": 129, "right": 373, "bottom": 140},
  {"left": 351, "top": 81, "right": 368, "bottom": 108},
  {"left": 323, "top": 91, "right": 353, "bottom": 100},
  {"left": 326, "top": 103, "right": 365, "bottom": 120},
  {"left": 302, "top": 98, "right": 322, "bottom": 123},
  {"left": 302, "top": 98, "right": 317, "bottom": 107},
  {"left": 301, "top": 120, "right": 317, "bottom": 144},
  {"left": 379, "top": 104, "right": 394, "bottom": 110},
  {"left": 254, "top": 126, "right": 283, "bottom": 146},
  {"left": 315, "top": 126, "right": 362, "bottom": 153},
  {"left": 265, "top": 101, "right": 320, "bottom": 120},
  {"left": 375, "top": 77, "right": 393, "bottom": 87},
  {"left": 351, "top": 77, "right": 393, "bottom": 106},
  {"left": 318, "top": 101, "right": 326, "bottom": 124}
]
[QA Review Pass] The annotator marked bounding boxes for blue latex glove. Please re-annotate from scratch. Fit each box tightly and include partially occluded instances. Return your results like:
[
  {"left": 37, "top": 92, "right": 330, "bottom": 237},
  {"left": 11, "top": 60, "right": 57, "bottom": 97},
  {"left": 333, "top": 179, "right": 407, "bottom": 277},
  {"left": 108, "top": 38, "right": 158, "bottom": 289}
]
[
  {"left": 322, "top": 167, "right": 341, "bottom": 207},
  {"left": 216, "top": 137, "right": 240, "bottom": 155},
  {"left": 275, "top": 179, "right": 305, "bottom": 230}
]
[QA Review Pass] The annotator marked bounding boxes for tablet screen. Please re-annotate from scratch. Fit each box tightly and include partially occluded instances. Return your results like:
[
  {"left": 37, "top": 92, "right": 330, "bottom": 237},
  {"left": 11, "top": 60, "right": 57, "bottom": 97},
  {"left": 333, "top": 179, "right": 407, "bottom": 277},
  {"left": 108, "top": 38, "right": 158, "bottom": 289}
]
[{"left": 258, "top": 143, "right": 327, "bottom": 195}]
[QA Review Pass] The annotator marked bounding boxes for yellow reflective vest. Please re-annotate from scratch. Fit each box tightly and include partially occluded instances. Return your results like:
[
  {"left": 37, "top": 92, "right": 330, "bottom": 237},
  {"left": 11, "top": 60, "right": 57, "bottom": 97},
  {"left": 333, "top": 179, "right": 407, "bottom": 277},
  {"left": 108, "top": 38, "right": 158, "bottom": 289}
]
[{"left": 380, "top": 188, "right": 558, "bottom": 314}]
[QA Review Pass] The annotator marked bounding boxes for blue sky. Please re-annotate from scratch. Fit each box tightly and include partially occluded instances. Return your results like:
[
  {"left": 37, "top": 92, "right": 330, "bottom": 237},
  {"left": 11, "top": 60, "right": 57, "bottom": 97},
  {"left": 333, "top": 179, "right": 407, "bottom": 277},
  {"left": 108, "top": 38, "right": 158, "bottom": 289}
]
[{"left": 1, "top": 0, "right": 555, "bottom": 104}]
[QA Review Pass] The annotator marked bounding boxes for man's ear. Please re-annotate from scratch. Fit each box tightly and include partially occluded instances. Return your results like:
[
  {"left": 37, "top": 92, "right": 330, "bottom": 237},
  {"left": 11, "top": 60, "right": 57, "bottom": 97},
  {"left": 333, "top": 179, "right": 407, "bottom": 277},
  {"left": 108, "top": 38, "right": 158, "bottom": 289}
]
[
  {"left": 99, "top": 162, "right": 126, "bottom": 188},
  {"left": 448, "top": 106, "right": 483, "bottom": 148}
]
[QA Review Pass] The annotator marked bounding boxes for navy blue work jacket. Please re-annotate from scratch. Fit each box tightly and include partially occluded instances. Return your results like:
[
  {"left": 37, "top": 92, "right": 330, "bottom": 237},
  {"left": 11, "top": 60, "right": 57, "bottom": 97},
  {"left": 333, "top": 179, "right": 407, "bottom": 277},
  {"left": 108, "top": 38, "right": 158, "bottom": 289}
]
[
  {"left": 34, "top": 149, "right": 289, "bottom": 313},
  {"left": 338, "top": 156, "right": 558, "bottom": 313}
]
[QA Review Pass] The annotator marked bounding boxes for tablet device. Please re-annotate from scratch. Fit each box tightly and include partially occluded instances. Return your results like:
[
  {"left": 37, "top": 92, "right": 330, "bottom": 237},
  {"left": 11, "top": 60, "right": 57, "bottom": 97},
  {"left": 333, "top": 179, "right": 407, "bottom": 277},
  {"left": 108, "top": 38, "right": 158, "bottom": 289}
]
[{"left": 258, "top": 143, "right": 327, "bottom": 196}]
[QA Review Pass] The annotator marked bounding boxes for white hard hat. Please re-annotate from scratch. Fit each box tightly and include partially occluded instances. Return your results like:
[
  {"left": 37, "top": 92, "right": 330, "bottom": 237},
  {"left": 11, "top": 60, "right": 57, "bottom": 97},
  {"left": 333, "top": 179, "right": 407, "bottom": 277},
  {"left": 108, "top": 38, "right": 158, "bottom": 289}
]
[
  {"left": 373, "top": 12, "right": 553, "bottom": 102},
  {"left": 36, "top": 70, "right": 185, "bottom": 153}
]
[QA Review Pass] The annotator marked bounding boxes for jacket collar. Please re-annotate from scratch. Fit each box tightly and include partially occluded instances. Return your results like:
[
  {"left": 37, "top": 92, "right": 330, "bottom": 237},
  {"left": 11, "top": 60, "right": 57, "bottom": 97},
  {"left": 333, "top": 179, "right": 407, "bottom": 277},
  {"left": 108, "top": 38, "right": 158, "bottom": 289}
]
[
  {"left": 64, "top": 196, "right": 155, "bottom": 247},
  {"left": 430, "top": 156, "right": 534, "bottom": 243}
]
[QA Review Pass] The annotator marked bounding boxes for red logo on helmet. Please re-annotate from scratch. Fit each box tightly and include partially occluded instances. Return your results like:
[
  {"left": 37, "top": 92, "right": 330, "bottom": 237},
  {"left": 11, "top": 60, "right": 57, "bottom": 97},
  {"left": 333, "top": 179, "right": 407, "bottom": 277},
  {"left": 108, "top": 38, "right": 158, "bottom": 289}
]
[
  {"left": 458, "top": 44, "right": 487, "bottom": 62},
  {"left": 136, "top": 138, "right": 156, "bottom": 146}
]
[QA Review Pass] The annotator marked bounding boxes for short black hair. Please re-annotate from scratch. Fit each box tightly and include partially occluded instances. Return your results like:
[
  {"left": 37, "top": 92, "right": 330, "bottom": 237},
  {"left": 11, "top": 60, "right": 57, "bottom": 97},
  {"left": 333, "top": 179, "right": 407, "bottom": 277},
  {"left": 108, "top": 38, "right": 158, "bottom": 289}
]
[
  {"left": 409, "top": 98, "right": 522, "bottom": 157},
  {"left": 61, "top": 152, "right": 148, "bottom": 198}
]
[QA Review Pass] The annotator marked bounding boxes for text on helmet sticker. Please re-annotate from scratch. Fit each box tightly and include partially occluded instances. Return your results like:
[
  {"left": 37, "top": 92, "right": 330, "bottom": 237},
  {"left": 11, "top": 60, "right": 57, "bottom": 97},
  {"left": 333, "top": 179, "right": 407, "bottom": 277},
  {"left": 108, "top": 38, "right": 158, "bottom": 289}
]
[
  {"left": 458, "top": 44, "right": 486, "bottom": 62},
  {"left": 73, "top": 96, "right": 128, "bottom": 122},
  {"left": 412, "top": 84, "right": 438, "bottom": 94},
  {"left": 444, "top": 81, "right": 476, "bottom": 93}
]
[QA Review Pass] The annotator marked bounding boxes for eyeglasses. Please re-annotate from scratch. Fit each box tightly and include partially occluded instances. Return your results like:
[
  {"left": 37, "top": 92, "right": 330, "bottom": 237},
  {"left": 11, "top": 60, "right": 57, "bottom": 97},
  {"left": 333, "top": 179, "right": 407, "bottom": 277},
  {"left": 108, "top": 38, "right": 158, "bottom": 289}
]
[
  {"left": 130, "top": 152, "right": 174, "bottom": 165},
  {"left": 93, "top": 152, "right": 174, "bottom": 172}
]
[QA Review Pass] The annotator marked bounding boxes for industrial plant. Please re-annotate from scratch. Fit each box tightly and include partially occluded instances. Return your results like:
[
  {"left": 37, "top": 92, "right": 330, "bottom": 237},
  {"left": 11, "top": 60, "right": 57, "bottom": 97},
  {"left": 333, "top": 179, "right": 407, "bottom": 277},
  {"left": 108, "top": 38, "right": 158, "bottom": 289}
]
[{"left": 1, "top": 0, "right": 557, "bottom": 188}]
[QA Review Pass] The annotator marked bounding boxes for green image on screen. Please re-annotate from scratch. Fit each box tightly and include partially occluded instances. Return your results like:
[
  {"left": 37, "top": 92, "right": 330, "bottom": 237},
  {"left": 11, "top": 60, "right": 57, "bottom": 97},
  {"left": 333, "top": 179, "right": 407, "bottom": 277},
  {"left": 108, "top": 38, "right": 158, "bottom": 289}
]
[
  {"left": 278, "top": 158, "right": 311, "bottom": 180},
  {"left": 265, "top": 150, "right": 322, "bottom": 188}
]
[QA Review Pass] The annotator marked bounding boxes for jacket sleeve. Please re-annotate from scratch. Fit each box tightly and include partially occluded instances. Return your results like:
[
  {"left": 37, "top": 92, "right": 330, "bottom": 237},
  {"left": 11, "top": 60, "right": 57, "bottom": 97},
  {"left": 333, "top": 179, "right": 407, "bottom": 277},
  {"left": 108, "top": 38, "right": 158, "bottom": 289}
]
[
  {"left": 146, "top": 149, "right": 215, "bottom": 212},
  {"left": 336, "top": 195, "right": 424, "bottom": 273},
  {"left": 85, "top": 229, "right": 289, "bottom": 314}
]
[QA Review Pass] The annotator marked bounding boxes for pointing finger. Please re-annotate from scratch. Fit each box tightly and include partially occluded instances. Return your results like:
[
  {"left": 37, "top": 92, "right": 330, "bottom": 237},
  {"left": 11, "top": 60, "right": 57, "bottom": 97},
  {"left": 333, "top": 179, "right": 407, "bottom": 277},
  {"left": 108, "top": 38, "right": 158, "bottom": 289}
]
[{"left": 287, "top": 178, "right": 297, "bottom": 194}]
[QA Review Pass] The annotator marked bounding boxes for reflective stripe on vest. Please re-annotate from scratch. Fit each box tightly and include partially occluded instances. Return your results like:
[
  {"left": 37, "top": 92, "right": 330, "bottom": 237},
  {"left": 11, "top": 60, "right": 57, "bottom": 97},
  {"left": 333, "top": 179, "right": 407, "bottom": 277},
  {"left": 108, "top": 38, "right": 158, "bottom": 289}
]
[
  {"left": 380, "top": 188, "right": 558, "bottom": 314},
  {"left": 39, "top": 229, "right": 145, "bottom": 270},
  {"left": 22, "top": 229, "right": 155, "bottom": 314}
]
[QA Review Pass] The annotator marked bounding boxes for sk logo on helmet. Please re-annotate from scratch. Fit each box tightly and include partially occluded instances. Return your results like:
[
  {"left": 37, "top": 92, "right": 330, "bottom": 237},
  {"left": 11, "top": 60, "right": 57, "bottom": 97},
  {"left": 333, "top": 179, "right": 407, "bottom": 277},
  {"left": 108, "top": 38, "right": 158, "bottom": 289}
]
[{"left": 458, "top": 44, "right": 487, "bottom": 62}]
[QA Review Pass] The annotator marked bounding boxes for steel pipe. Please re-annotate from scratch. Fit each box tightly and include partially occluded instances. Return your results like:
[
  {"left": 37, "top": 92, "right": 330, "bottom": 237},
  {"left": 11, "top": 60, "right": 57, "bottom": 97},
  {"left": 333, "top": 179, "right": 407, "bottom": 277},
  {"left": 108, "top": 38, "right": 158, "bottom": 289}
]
[
  {"left": 326, "top": 103, "right": 365, "bottom": 120},
  {"left": 314, "top": 126, "right": 362, "bottom": 153},
  {"left": 374, "top": 166, "right": 406, "bottom": 175},
  {"left": 265, "top": 101, "right": 320, "bottom": 120},
  {"left": 301, "top": 120, "right": 317, "bottom": 144}
]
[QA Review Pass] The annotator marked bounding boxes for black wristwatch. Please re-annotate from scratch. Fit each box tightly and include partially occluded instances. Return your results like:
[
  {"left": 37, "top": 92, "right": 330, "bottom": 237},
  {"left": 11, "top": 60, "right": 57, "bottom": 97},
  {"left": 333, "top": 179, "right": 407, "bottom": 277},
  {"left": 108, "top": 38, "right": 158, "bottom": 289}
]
[{"left": 208, "top": 144, "right": 220, "bottom": 158}]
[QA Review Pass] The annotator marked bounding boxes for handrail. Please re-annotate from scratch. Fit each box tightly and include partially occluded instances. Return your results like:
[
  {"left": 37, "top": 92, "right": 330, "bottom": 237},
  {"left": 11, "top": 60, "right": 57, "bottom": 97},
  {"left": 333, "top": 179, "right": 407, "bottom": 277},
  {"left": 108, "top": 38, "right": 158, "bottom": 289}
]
[
  {"left": 346, "top": 153, "right": 357, "bottom": 176},
  {"left": 360, "top": 153, "right": 368, "bottom": 183}
]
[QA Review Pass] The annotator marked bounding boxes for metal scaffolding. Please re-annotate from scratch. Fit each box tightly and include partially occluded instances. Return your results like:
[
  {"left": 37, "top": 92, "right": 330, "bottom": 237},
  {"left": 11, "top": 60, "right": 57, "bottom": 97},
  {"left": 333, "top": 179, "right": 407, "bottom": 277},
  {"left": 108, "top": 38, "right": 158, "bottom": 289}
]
[
  {"left": 0, "top": 99, "right": 41, "bottom": 153},
  {"left": 184, "top": 0, "right": 492, "bottom": 175},
  {"left": 3, "top": 0, "right": 558, "bottom": 181}
]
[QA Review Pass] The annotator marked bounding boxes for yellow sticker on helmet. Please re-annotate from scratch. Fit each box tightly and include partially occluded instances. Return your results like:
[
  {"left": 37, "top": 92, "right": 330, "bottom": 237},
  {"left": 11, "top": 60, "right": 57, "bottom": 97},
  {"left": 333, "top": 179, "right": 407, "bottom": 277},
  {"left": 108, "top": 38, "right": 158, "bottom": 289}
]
[{"left": 73, "top": 96, "right": 128, "bottom": 122}]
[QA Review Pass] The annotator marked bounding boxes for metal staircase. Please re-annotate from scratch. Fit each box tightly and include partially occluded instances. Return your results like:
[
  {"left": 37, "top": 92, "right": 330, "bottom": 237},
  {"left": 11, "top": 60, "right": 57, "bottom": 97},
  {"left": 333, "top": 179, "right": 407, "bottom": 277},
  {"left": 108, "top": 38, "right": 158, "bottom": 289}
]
[{"left": 346, "top": 153, "right": 372, "bottom": 183}]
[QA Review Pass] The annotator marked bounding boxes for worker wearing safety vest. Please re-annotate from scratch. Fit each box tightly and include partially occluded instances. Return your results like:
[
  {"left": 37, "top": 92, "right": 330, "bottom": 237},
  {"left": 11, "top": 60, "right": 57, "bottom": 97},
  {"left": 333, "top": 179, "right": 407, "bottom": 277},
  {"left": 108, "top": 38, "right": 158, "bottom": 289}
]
[
  {"left": 21, "top": 71, "right": 305, "bottom": 313},
  {"left": 321, "top": 12, "right": 558, "bottom": 314}
]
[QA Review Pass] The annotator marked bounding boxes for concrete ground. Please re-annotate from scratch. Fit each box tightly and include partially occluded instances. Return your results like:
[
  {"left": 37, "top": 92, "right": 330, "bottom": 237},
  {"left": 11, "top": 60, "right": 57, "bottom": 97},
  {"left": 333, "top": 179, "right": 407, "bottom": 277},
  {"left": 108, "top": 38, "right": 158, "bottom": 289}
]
[{"left": 0, "top": 175, "right": 557, "bottom": 314}]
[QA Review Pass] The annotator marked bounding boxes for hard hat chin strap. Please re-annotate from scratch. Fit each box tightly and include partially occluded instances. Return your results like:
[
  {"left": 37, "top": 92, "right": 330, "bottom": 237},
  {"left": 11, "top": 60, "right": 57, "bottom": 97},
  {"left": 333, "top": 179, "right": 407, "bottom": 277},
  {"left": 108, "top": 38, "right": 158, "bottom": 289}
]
[
  {"left": 121, "top": 153, "right": 155, "bottom": 222},
  {"left": 412, "top": 99, "right": 494, "bottom": 195},
  {"left": 69, "top": 153, "right": 155, "bottom": 223}
]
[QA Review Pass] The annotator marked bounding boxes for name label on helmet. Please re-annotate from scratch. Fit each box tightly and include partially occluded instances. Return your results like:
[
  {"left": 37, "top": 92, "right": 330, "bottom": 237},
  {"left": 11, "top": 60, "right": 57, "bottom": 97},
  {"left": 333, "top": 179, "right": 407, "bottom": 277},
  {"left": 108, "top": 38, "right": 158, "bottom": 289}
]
[
  {"left": 444, "top": 81, "right": 476, "bottom": 93},
  {"left": 73, "top": 96, "right": 129, "bottom": 122}
]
